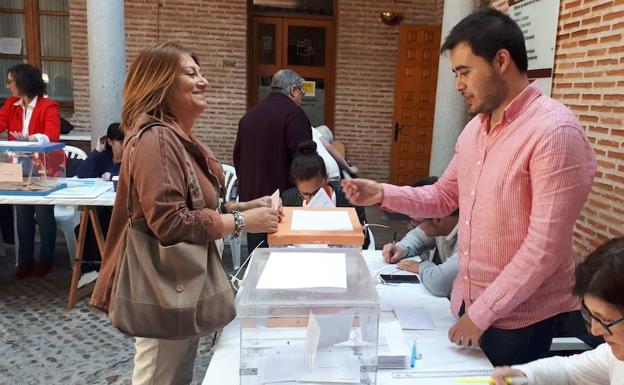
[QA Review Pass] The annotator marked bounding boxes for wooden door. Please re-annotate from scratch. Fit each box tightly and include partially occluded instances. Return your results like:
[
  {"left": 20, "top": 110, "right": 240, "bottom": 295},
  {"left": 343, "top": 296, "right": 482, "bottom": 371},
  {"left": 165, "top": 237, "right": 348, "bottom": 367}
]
[
  {"left": 389, "top": 25, "right": 441, "bottom": 185},
  {"left": 250, "top": 16, "right": 335, "bottom": 128}
]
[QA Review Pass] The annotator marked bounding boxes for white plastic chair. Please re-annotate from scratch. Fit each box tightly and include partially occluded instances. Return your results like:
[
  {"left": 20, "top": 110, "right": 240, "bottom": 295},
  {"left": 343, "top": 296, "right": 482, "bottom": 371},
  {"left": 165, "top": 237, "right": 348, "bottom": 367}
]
[
  {"left": 55, "top": 145, "right": 88, "bottom": 264},
  {"left": 366, "top": 226, "right": 375, "bottom": 250},
  {"left": 222, "top": 164, "right": 242, "bottom": 269}
]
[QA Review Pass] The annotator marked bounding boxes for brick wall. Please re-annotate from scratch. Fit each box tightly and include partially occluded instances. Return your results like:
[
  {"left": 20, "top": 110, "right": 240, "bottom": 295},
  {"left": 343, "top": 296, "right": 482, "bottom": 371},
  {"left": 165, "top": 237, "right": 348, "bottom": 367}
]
[
  {"left": 334, "top": 0, "right": 443, "bottom": 181},
  {"left": 489, "top": 0, "right": 624, "bottom": 255},
  {"left": 68, "top": 0, "right": 247, "bottom": 165},
  {"left": 68, "top": 0, "right": 443, "bottom": 173}
]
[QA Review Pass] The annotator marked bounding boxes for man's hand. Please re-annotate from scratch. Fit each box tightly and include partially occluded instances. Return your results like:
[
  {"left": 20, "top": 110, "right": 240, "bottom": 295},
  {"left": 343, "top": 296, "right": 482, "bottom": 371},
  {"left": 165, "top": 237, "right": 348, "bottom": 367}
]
[
  {"left": 95, "top": 136, "right": 107, "bottom": 152},
  {"left": 382, "top": 243, "right": 406, "bottom": 263},
  {"left": 341, "top": 178, "right": 383, "bottom": 206},
  {"left": 448, "top": 313, "right": 484, "bottom": 348},
  {"left": 397, "top": 260, "right": 419, "bottom": 273}
]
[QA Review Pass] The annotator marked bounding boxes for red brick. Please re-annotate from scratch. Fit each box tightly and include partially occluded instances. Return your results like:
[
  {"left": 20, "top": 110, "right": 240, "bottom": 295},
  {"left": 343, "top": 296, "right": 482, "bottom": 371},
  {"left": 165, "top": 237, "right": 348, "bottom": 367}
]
[
  {"left": 603, "top": 10, "right": 624, "bottom": 21},
  {"left": 600, "top": 34, "right": 623, "bottom": 43}
]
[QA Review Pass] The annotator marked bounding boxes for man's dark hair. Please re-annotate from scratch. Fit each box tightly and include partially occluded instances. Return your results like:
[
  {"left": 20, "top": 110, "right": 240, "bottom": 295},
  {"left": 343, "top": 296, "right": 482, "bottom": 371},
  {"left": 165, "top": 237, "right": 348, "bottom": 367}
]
[
  {"left": 411, "top": 176, "right": 459, "bottom": 217},
  {"left": 574, "top": 237, "right": 624, "bottom": 311},
  {"left": 440, "top": 7, "right": 528, "bottom": 72},
  {"left": 106, "top": 123, "right": 124, "bottom": 142},
  {"left": 7, "top": 63, "right": 47, "bottom": 99}
]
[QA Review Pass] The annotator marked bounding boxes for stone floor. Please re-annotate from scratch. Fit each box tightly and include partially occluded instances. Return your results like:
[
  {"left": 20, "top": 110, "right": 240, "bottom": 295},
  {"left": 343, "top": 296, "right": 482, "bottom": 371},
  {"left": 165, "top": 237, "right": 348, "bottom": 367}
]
[{"left": 0, "top": 206, "right": 410, "bottom": 385}]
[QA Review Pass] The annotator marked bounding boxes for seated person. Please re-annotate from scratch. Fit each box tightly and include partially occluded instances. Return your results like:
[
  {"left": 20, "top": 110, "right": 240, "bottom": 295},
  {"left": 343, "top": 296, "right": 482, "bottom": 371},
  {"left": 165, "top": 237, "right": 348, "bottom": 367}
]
[
  {"left": 313, "top": 125, "right": 358, "bottom": 180},
  {"left": 281, "top": 140, "right": 369, "bottom": 248},
  {"left": 382, "top": 176, "right": 459, "bottom": 297},
  {"left": 77, "top": 122, "right": 123, "bottom": 181},
  {"left": 491, "top": 237, "right": 624, "bottom": 385},
  {"left": 75, "top": 122, "right": 124, "bottom": 276}
]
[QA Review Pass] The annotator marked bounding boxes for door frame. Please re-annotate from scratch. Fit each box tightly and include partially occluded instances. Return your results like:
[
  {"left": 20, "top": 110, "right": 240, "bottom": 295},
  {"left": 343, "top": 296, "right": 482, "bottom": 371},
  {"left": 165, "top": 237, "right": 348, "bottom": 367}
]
[{"left": 248, "top": 5, "right": 337, "bottom": 129}]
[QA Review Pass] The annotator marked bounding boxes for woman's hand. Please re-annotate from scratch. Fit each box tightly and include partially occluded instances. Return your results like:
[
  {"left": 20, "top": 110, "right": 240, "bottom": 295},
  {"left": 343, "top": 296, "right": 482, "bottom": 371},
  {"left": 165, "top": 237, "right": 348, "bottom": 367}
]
[
  {"left": 12, "top": 132, "right": 34, "bottom": 141},
  {"left": 243, "top": 207, "right": 279, "bottom": 233},
  {"left": 491, "top": 367, "right": 527, "bottom": 385}
]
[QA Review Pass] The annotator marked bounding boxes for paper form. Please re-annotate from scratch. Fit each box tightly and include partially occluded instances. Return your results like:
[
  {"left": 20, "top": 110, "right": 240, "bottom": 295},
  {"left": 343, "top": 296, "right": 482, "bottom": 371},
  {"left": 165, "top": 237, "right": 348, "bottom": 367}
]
[
  {"left": 256, "top": 252, "right": 347, "bottom": 290},
  {"left": 291, "top": 209, "right": 353, "bottom": 231}
]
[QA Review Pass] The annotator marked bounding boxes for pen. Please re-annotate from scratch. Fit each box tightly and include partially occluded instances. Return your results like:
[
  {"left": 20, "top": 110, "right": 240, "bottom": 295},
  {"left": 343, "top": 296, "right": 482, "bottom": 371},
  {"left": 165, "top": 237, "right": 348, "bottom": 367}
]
[
  {"left": 392, "top": 231, "right": 397, "bottom": 246},
  {"left": 409, "top": 339, "right": 417, "bottom": 368},
  {"left": 455, "top": 376, "right": 528, "bottom": 384}
]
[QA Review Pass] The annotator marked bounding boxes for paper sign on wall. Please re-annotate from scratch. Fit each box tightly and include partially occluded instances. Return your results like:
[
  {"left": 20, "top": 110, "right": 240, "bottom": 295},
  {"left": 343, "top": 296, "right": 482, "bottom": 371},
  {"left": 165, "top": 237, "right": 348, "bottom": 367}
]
[{"left": 301, "top": 81, "right": 316, "bottom": 97}]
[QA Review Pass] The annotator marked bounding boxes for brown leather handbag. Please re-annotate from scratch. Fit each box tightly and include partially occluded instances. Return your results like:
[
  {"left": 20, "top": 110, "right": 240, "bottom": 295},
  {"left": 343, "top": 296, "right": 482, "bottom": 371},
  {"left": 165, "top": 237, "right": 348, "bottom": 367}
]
[{"left": 108, "top": 123, "right": 235, "bottom": 339}]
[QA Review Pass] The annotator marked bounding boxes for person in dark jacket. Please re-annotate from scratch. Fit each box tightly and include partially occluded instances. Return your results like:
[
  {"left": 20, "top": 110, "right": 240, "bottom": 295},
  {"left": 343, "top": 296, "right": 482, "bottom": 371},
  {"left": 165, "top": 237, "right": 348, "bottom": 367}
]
[
  {"left": 77, "top": 122, "right": 123, "bottom": 180},
  {"left": 234, "top": 69, "right": 312, "bottom": 253},
  {"left": 281, "top": 141, "right": 369, "bottom": 248},
  {"left": 75, "top": 122, "right": 124, "bottom": 275}
]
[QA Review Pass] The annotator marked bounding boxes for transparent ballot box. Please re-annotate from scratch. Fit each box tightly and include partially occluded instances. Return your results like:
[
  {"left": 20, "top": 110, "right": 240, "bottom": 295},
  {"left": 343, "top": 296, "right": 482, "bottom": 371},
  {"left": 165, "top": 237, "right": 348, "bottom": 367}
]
[
  {"left": 237, "top": 248, "right": 380, "bottom": 385},
  {"left": 267, "top": 207, "right": 365, "bottom": 247},
  {"left": 0, "top": 141, "right": 66, "bottom": 195}
]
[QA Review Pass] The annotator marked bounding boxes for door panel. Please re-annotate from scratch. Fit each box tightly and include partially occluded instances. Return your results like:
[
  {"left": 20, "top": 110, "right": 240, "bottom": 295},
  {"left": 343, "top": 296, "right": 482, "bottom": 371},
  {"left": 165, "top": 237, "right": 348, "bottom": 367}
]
[
  {"left": 251, "top": 16, "right": 335, "bottom": 128},
  {"left": 390, "top": 25, "right": 441, "bottom": 185}
]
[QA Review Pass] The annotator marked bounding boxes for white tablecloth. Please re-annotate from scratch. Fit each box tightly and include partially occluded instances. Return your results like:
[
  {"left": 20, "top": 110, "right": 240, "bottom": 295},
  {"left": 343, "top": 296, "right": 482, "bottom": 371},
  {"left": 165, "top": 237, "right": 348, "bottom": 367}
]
[
  {"left": 202, "top": 250, "right": 492, "bottom": 385},
  {"left": 0, "top": 191, "right": 115, "bottom": 206}
]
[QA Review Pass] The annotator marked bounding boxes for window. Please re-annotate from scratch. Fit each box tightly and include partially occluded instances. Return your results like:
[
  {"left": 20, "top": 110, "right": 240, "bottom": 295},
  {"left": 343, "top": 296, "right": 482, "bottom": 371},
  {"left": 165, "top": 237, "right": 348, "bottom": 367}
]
[{"left": 0, "top": 0, "right": 73, "bottom": 107}]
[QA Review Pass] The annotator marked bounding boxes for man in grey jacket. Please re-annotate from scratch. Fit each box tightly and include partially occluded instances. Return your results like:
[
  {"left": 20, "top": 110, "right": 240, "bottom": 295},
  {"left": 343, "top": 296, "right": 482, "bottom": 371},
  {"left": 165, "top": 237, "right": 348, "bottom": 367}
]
[{"left": 382, "top": 177, "right": 459, "bottom": 297}]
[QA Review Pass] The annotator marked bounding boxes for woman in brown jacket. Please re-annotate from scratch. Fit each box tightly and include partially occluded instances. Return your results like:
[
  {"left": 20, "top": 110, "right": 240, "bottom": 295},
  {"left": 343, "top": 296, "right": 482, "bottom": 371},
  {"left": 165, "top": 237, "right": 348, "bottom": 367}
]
[{"left": 90, "top": 42, "right": 279, "bottom": 385}]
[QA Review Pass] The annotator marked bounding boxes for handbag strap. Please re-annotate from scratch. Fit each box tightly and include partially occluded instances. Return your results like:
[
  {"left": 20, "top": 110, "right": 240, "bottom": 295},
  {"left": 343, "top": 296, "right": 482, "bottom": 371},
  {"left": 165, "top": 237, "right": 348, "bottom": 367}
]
[{"left": 126, "top": 122, "right": 206, "bottom": 223}]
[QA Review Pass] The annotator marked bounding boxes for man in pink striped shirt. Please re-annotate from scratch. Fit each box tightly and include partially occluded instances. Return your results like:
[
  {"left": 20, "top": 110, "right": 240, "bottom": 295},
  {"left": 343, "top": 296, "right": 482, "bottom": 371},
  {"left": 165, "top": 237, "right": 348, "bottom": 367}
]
[{"left": 343, "top": 8, "right": 596, "bottom": 366}]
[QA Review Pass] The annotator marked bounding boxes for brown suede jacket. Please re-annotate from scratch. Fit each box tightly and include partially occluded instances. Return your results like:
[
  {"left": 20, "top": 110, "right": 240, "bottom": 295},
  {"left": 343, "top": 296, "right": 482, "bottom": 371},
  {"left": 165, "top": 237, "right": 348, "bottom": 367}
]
[{"left": 90, "top": 115, "right": 225, "bottom": 312}]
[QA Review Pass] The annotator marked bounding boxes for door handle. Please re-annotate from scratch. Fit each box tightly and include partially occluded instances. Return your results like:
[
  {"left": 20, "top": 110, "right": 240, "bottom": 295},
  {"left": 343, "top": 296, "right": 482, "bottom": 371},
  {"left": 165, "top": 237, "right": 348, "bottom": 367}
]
[{"left": 394, "top": 122, "right": 401, "bottom": 141}]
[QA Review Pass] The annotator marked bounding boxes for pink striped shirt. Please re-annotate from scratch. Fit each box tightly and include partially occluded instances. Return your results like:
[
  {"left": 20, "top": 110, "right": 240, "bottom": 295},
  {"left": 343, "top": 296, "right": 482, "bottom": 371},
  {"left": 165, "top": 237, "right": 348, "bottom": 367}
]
[{"left": 381, "top": 83, "right": 596, "bottom": 330}]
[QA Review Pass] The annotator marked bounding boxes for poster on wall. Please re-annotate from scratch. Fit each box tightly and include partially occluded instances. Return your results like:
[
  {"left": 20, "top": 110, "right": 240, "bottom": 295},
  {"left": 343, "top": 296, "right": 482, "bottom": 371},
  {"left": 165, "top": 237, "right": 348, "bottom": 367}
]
[{"left": 509, "top": 0, "right": 561, "bottom": 96}]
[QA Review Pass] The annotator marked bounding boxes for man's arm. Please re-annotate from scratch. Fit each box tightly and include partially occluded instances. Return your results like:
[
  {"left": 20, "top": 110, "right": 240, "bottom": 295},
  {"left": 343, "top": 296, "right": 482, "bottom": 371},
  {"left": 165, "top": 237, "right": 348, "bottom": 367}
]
[
  {"left": 380, "top": 151, "right": 460, "bottom": 219},
  {"left": 467, "top": 126, "right": 596, "bottom": 330},
  {"left": 320, "top": 137, "right": 357, "bottom": 174},
  {"left": 419, "top": 252, "right": 459, "bottom": 297},
  {"left": 396, "top": 227, "right": 436, "bottom": 258}
]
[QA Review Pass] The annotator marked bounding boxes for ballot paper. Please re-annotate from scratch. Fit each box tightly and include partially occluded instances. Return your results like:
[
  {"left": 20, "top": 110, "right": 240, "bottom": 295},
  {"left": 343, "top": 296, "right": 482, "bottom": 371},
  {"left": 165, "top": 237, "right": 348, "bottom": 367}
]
[
  {"left": 305, "top": 186, "right": 334, "bottom": 208},
  {"left": 291, "top": 209, "right": 353, "bottom": 231},
  {"left": 306, "top": 310, "right": 355, "bottom": 357},
  {"left": 393, "top": 307, "right": 435, "bottom": 330},
  {"left": 256, "top": 252, "right": 347, "bottom": 290},
  {"left": 270, "top": 189, "right": 280, "bottom": 210}
]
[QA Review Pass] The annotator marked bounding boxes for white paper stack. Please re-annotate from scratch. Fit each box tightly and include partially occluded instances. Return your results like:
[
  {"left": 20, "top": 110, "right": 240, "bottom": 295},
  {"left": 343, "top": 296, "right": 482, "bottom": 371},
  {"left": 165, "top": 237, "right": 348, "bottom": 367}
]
[{"left": 377, "top": 317, "right": 411, "bottom": 369}]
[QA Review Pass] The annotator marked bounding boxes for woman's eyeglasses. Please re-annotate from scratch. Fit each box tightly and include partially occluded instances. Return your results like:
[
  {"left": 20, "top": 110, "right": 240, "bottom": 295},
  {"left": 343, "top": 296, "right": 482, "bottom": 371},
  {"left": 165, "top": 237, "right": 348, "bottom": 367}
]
[
  {"left": 297, "top": 185, "right": 322, "bottom": 201},
  {"left": 581, "top": 300, "right": 624, "bottom": 335}
]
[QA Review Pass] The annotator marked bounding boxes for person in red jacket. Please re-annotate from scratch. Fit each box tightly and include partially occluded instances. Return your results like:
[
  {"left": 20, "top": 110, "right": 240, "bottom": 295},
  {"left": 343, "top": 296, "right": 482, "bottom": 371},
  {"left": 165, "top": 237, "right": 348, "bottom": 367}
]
[{"left": 1, "top": 63, "right": 60, "bottom": 279}]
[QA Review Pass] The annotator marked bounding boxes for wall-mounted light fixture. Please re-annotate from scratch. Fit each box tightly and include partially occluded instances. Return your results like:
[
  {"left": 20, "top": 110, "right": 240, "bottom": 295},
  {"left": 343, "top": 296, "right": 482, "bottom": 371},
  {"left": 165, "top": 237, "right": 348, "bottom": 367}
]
[{"left": 380, "top": 11, "right": 402, "bottom": 26}]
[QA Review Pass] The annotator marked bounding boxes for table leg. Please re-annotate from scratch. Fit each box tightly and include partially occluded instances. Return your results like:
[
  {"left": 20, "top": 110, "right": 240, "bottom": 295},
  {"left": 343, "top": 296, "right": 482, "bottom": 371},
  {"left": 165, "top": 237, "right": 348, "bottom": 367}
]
[
  {"left": 88, "top": 208, "right": 106, "bottom": 256},
  {"left": 66, "top": 206, "right": 91, "bottom": 310}
]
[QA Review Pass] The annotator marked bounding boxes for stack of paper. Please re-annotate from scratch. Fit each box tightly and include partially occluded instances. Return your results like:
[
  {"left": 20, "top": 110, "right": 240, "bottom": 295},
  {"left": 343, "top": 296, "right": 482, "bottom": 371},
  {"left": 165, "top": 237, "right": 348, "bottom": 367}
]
[{"left": 377, "top": 318, "right": 411, "bottom": 369}]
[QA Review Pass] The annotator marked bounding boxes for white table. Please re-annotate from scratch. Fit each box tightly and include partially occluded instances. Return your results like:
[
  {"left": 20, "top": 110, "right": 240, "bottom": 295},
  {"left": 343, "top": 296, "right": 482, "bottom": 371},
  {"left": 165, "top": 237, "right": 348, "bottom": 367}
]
[
  {"left": 203, "top": 250, "right": 492, "bottom": 385},
  {"left": 0, "top": 188, "right": 115, "bottom": 309}
]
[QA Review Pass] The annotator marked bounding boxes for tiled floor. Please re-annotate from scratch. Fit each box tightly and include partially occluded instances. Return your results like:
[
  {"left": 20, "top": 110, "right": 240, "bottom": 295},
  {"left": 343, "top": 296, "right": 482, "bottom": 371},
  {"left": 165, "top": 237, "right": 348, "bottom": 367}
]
[{"left": 0, "top": 205, "right": 411, "bottom": 385}]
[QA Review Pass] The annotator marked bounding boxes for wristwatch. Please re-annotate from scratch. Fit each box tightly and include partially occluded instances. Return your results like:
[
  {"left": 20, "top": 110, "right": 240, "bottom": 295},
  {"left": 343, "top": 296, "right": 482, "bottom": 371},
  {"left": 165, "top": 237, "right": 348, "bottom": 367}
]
[{"left": 232, "top": 211, "right": 246, "bottom": 238}]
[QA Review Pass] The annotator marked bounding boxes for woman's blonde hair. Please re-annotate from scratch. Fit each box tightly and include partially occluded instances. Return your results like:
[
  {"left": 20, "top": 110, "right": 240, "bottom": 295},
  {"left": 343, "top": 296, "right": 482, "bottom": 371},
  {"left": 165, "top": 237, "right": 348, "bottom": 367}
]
[{"left": 121, "top": 42, "right": 197, "bottom": 133}]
